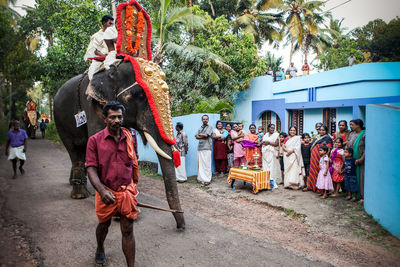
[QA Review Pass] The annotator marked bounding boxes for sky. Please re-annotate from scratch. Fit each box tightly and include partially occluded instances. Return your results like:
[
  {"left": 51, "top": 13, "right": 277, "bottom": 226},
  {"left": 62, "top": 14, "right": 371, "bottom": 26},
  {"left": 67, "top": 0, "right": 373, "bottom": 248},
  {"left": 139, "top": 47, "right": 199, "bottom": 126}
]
[{"left": 14, "top": 0, "right": 400, "bottom": 68}]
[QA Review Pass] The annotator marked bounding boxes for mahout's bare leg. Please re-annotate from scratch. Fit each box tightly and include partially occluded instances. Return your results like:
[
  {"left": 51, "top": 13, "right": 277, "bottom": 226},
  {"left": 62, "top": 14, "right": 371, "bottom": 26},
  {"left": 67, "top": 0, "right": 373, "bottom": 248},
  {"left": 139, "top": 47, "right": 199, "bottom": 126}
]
[{"left": 120, "top": 215, "right": 135, "bottom": 267}]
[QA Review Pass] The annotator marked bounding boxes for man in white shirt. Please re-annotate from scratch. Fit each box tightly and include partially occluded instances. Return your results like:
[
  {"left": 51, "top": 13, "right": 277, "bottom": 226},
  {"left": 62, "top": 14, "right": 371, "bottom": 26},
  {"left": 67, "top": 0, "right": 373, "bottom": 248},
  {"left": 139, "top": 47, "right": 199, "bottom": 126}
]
[
  {"left": 287, "top": 62, "right": 297, "bottom": 78},
  {"left": 84, "top": 15, "right": 114, "bottom": 79}
]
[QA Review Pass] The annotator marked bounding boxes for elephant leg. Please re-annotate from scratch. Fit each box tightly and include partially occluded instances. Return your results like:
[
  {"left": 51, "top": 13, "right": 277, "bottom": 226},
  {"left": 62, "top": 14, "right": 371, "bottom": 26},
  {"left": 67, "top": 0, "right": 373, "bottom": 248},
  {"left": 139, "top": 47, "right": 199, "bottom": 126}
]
[
  {"left": 58, "top": 133, "right": 90, "bottom": 199},
  {"left": 71, "top": 160, "right": 90, "bottom": 199}
]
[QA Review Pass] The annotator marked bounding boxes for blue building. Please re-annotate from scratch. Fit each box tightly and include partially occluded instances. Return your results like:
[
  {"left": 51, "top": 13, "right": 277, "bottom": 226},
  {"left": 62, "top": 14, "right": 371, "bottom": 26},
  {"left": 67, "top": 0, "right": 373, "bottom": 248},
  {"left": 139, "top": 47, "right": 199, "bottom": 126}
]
[
  {"left": 138, "top": 62, "right": 400, "bottom": 238},
  {"left": 233, "top": 62, "right": 400, "bottom": 135}
]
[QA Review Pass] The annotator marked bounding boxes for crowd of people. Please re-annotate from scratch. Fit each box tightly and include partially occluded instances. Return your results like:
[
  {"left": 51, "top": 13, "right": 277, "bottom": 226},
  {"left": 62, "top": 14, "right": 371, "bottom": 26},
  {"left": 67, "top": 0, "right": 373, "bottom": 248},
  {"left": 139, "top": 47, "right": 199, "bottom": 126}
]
[
  {"left": 348, "top": 48, "right": 382, "bottom": 66},
  {"left": 174, "top": 116, "right": 366, "bottom": 201},
  {"left": 265, "top": 61, "right": 311, "bottom": 81}
]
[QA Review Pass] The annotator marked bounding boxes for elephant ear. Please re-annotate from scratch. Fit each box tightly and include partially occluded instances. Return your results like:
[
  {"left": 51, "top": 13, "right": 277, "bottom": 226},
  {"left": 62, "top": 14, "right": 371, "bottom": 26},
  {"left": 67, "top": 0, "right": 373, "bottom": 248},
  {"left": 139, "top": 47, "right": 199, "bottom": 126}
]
[
  {"left": 124, "top": 55, "right": 175, "bottom": 145},
  {"left": 116, "top": 0, "right": 152, "bottom": 60}
]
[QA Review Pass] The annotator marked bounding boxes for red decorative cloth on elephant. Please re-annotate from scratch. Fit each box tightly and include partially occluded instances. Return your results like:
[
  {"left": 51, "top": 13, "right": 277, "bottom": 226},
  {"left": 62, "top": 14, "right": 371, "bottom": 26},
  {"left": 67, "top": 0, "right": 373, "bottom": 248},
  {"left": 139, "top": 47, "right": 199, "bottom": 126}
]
[{"left": 86, "top": 127, "right": 139, "bottom": 222}]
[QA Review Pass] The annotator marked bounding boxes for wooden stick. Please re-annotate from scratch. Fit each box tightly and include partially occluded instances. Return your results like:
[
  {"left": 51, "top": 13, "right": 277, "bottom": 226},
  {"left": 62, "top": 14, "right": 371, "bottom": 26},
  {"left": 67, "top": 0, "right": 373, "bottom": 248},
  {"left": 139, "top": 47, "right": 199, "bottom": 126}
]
[{"left": 137, "top": 202, "right": 184, "bottom": 214}]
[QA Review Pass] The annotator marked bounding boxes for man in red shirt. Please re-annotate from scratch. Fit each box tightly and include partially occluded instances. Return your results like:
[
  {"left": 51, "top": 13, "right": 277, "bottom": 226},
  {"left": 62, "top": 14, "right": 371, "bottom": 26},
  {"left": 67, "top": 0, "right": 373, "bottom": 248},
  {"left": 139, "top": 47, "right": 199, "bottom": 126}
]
[{"left": 86, "top": 101, "right": 138, "bottom": 267}]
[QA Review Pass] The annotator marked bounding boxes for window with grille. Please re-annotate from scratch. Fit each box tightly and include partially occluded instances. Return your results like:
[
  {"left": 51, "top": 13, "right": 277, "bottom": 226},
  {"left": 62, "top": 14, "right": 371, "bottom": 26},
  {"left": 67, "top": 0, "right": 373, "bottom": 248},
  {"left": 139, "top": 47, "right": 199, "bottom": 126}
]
[
  {"left": 261, "top": 111, "right": 281, "bottom": 132},
  {"left": 323, "top": 108, "right": 337, "bottom": 135},
  {"left": 288, "top": 109, "right": 304, "bottom": 134}
]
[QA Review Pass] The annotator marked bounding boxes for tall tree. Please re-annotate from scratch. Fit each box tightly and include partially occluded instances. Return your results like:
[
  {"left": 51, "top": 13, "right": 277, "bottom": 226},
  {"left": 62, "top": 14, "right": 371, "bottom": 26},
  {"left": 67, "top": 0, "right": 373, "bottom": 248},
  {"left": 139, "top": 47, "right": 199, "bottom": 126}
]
[
  {"left": 279, "top": 0, "right": 326, "bottom": 65},
  {"left": 152, "top": 0, "right": 206, "bottom": 64},
  {"left": 233, "top": 0, "right": 284, "bottom": 46}
]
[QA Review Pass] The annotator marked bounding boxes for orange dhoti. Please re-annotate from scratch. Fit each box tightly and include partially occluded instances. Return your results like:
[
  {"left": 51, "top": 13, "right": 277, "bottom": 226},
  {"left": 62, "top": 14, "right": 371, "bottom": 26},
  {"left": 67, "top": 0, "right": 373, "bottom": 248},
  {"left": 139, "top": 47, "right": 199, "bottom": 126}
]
[{"left": 95, "top": 182, "right": 139, "bottom": 223}]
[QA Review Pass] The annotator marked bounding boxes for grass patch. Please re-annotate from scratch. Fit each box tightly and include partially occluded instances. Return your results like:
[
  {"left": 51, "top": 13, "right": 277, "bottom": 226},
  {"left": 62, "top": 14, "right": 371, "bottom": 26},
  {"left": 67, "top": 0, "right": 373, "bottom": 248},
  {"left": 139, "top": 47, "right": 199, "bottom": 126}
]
[
  {"left": 140, "top": 167, "right": 162, "bottom": 180},
  {"left": 45, "top": 122, "right": 61, "bottom": 142},
  {"left": 284, "top": 209, "right": 303, "bottom": 219}
]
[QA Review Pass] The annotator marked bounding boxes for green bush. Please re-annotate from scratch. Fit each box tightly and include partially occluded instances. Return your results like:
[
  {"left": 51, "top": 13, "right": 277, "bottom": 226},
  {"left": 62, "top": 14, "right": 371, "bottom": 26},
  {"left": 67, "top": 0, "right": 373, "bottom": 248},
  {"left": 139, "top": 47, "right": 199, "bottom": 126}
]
[
  {"left": 0, "top": 119, "right": 8, "bottom": 145},
  {"left": 46, "top": 121, "right": 61, "bottom": 142}
]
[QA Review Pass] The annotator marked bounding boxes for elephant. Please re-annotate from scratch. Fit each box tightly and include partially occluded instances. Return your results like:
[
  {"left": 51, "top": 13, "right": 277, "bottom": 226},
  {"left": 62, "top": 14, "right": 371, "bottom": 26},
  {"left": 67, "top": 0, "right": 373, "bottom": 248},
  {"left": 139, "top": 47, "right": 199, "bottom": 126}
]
[{"left": 53, "top": 59, "right": 185, "bottom": 230}]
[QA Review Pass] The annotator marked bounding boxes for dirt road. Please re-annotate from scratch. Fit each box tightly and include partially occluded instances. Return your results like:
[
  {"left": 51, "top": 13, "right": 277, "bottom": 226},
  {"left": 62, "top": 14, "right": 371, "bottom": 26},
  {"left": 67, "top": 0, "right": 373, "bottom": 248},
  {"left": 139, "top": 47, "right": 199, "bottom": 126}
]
[
  {"left": 0, "top": 137, "right": 399, "bottom": 266},
  {"left": 0, "top": 137, "right": 328, "bottom": 266}
]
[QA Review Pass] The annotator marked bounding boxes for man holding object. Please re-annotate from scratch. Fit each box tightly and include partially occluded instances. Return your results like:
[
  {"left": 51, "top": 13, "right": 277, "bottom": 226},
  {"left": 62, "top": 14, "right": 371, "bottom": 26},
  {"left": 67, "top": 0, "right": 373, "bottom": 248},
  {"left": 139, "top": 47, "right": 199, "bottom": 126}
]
[{"left": 86, "top": 101, "right": 139, "bottom": 267}]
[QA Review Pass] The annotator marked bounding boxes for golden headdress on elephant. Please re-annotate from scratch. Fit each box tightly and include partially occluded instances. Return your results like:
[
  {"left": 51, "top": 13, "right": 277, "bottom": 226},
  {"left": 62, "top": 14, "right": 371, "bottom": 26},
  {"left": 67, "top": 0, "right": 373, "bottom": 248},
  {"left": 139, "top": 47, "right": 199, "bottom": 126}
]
[{"left": 116, "top": 0, "right": 175, "bottom": 147}]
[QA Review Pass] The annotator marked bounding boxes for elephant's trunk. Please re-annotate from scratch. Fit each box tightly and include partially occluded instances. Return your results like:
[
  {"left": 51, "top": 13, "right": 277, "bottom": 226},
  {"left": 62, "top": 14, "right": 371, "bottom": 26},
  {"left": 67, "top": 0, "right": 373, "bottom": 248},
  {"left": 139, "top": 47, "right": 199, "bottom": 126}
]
[{"left": 156, "top": 146, "right": 185, "bottom": 230}]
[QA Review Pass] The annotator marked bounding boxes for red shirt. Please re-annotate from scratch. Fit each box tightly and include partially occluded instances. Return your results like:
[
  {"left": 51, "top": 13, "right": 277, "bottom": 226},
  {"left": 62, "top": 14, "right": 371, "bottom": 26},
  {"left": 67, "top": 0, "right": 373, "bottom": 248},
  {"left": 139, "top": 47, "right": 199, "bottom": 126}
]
[{"left": 86, "top": 127, "right": 138, "bottom": 191}]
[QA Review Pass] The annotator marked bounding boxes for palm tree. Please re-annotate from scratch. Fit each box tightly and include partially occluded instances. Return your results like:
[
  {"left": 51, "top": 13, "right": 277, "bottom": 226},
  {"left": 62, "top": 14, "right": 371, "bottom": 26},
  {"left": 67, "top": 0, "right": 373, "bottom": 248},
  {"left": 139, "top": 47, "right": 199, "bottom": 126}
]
[
  {"left": 152, "top": 0, "right": 205, "bottom": 64},
  {"left": 324, "top": 13, "right": 347, "bottom": 48},
  {"left": 1, "top": 0, "right": 21, "bottom": 26},
  {"left": 301, "top": 1, "right": 326, "bottom": 63},
  {"left": 233, "top": 0, "right": 284, "bottom": 46},
  {"left": 152, "top": 0, "right": 235, "bottom": 79},
  {"left": 279, "top": 0, "right": 326, "bottom": 65}
]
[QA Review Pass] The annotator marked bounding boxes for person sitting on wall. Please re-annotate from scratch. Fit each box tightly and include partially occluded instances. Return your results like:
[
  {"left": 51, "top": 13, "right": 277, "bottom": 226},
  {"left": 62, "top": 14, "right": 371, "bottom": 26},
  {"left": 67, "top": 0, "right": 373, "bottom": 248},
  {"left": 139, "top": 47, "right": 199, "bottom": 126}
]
[
  {"left": 362, "top": 48, "right": 371, "bottom": 63},
  {"left": 348, "top": 52, "right": 356, "bottom": 66},
  {"left": 301, "top": 61, "right": 310, "bottom": 76},
  {"left": 287, "top": 62, "right": 297, "bottom": 78},
  {"left": 275, "top": 67, "right": 283, "bottom": 81}
]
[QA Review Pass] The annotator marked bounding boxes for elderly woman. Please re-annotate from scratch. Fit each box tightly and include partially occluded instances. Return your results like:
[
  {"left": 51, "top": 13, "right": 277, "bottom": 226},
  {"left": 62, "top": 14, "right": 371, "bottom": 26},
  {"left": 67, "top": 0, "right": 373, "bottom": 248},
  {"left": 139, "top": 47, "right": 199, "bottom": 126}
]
[
  {"left": 262, "top": 124, "right": 281, "bottom": 183},
  {"left": 347, "top": 119, "right": 366, "bottom": 200},
  {"left": 282, "top": 126, "right": 304, "bottom": 189},
  {"left": 306, "top": 125, "right": 333, "bottom": 192},
  {"left": 212, "top": 121, "right": 228, "bottom": 175}
]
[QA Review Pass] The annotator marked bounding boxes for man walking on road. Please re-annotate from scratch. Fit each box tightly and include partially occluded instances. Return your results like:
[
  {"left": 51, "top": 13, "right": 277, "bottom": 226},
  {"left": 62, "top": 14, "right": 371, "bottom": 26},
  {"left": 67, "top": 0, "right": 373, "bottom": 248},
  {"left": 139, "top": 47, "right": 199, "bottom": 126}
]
[
  {"left": 5, "top": 120, "right": 28, "bottom": 179},
  {"left": 86, "top": 101, "right": 139, "bottom": 267},
  {"left": 195, "top": 115, "right": 213, "bottom": 185}
]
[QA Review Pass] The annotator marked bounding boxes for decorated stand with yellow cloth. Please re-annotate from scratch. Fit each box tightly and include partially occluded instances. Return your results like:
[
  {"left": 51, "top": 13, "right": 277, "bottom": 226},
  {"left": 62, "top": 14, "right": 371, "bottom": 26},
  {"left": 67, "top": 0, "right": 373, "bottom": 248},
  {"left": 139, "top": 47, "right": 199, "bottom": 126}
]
[{"left": 227, "top": 167, "right": 270, "bottom": 194}]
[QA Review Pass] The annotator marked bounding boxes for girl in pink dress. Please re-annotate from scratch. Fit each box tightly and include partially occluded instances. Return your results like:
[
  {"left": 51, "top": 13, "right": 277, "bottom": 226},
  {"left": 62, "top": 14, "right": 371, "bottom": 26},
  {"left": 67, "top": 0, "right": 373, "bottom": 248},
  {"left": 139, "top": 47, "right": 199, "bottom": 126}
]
[
  {"left": 316, "top": 145, "right": 333, "bottom": 199},
  {"left": 330, "top": 138, "right": 344, "bottom": 197}
]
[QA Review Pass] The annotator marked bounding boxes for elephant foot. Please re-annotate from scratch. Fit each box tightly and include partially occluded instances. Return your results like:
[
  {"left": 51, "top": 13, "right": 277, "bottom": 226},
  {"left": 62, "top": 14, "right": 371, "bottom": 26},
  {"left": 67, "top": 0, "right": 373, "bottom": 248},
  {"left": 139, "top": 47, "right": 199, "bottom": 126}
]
[
  {"left": 174, "top": 214, "right": 186, "bottom": 231},
  {"left": 71, "top": 184, "right": 90, "bottom": 199}
]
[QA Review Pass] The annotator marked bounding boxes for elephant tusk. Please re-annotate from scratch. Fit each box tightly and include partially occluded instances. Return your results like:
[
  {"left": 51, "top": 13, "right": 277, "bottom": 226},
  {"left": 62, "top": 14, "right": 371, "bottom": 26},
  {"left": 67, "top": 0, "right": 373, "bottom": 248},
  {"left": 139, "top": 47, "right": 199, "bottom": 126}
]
[{"left": 144, "top": 132, "right": 172, "bottom": 160}]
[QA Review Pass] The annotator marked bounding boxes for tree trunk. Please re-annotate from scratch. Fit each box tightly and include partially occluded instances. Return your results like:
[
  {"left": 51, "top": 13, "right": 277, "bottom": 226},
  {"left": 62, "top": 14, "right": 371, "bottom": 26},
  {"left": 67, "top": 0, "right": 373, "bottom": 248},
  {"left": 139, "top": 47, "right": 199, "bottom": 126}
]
[
  {"left": 304, "top": 33, "right": 310, "bottom": 63},
  {"left": 289, "top": 37, "right": 294, "bottom": 67},
  {"left": 208, "top": 0, "right": 215, "bottom": 17},
  {"left": 48, "top": 93, "right": 53, "bottom": 121},
  {"left": 188, "top": 0, "right": 192, "bottom": 7},
  {"left": 111, "top": 0, "right": 117, "bottom": 19}
]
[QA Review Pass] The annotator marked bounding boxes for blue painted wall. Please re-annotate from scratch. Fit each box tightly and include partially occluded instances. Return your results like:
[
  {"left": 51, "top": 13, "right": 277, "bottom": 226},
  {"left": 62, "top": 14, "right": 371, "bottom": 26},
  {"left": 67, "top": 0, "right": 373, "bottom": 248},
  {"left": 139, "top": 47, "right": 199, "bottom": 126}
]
[
  {"left": 234, "top": 62, "right": 400, "bottom": 131},
  {"left": 364, "top": 104, "right": 400, "bottom": 238},
  {"left": 137, "top": 113, "right": 220, "bottom": 177}
]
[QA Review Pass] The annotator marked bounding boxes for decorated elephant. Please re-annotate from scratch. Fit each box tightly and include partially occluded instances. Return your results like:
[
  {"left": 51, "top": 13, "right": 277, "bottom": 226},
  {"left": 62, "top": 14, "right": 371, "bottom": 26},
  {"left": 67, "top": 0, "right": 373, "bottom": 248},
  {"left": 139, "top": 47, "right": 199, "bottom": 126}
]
[
  {"left": 22, "top": 109, "right": 39, "bottom": 139},
  {"left": 54, "top": 57, "right": 185, "bottom": 230},
  {"left": 54, "top": 0, "right": 185, "bottom": 230}
]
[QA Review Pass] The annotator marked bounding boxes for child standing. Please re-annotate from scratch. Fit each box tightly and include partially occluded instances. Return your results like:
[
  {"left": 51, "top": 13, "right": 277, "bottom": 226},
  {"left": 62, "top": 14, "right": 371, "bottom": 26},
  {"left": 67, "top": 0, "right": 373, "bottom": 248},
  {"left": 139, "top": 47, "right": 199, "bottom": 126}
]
[
  {"left": 257, "top": 126, "right": 264, "bottom": 142},
  {"left": 344, "top": 148, "right": 358, "bottom": 201},
  {"left": 316, "top": 145, "right": 333, "bottom": 199},
  {"left": 301, "top": 133, "right": 311, "bottom": 190},
  {"left": 226, "top": 135, "right": 234, "bottom": 171},
  {"left": 330, "top": 138, "right": 345, "bottom": 197},
  {"left": 278, "top": 132, "right": 288, "bottom": 185}
]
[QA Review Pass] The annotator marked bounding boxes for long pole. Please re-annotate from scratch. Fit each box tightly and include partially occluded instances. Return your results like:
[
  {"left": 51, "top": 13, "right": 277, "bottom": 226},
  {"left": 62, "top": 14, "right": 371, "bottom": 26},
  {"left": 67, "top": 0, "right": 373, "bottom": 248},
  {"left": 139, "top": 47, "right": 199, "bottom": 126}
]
[{"left": 137, "top": 202, "right": 184, "bottom": 214}]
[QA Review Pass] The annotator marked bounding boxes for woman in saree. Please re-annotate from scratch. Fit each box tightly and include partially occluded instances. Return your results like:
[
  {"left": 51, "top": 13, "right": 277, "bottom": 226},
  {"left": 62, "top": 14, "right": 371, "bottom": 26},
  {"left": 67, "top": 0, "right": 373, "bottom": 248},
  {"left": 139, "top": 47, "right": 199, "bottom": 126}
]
[
  {"left": 306, "top": 125, "right": 333, "bottom": 192},
  {"left": 243, "top": 124, "right": 261, "bottom": 168},
  {"left": 262, "top": 123, "right": 281, "bottom": 183},
  {"left": 333, "top": 120, "right": 350, "bottom": 147},
  {"left": 212, "top": 121, "right": 228, "bottom": 175},
  {"left": 347, "top": 119, "right": 366, "bottom": 200},
  {"left": 282, "top": 126, "right": 305, "bottom": 189}
]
